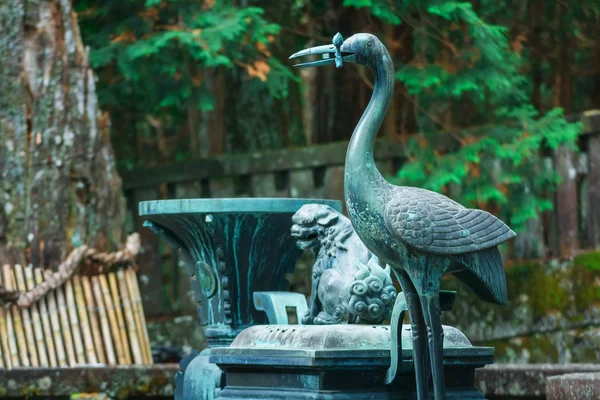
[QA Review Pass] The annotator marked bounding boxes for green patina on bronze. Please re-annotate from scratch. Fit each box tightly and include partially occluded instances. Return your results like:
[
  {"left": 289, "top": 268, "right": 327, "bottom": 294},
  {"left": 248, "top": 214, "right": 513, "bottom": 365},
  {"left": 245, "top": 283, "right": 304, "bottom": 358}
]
[
  {"left": 290, "top": 203, "right": 397, "bottom": 325},
  {"left": 139, "top": 198, "right": 342, "bottom": 400},
  {"left": 291, "top": 33, "right": 515, "bottom": 400},
  {"left": 139, "top": 198, "right": 341, "bottom": 338},
  {"left": 209, "top": 324, "right": 493, "bottom": 399}
]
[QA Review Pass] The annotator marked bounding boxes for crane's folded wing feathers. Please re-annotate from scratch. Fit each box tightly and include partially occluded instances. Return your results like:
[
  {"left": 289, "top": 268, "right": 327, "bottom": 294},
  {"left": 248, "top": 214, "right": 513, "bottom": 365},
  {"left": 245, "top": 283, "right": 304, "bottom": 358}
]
[
  {"left": 451, "top": 246, "right": 508, "bottom": 305},
  {"left": 384, "top": 195, "right": 515, "bottom": 255}
]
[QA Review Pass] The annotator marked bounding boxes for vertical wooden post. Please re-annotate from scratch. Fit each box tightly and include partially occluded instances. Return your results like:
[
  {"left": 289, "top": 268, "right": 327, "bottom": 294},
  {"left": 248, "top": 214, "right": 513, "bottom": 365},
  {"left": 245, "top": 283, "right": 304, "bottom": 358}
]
[
  {"left": 551, "top": 0, "right": 576, "bottom": 257},
  {"left": 38, "top": 269, "right": 67, "bottom": 367},
  {"left": 13, "top": 265, "right": 39, "bottom": 366},
  {"left": 117, "top": 269, "right": 144, "bottom": 365},
  {"left": 3, "top": 265, "right": 28, "bottom": 367},
  {"left": 81, "top": 275, "right": 106, "bottom": 364},
  {"left": 24, "top": 267, "right": 49, "bottom": 367},
  {"left": 134, "top": 187, "right": 165, "bottom": 317},
  {"left": 513, "top": 217, "right": 546, "bottom": 260},
  {"left": 65, "top": 279, "right": 86, "bottom": 364},
  {"left": 324, "top": 166, "right": 345, "bottom": 213},
  {"left": 126, "top": 268, "right": 153, "bottom": 364},
  {"left": 72, "top": 275, "right": 98, "bottom": 364},
  {"left": 33, "top": 269, "right": 57, "bottom": 367},
  {"left": 109, "top": 272, "right": 132, "bottom": 364},
  {"left": 554, "top": 145, "right": 579, "bottom": 257},
  {"left": 99, "top": 274, "right": 126, "bottom": 365},
  {"left": 289, "top": 170, "right": 315, "bottom": 199},
  {"left": 512, "top": 159, "right": 546, "bottom": 260},
  {"left": 583, "top": 110, "right": 600, "bottom": 249},
  {"left": 301, "top": 65, "right": 318, "bottom": 145},
  {"left": 382, "top": 23, "right": 397, "bottom": 140},
  {"left": 92, "top": 276, "right": 116, "bottom": 365},
  {"left": 0, "top": 323, "right": 3, "bottom": 369},
  {"left": 56, "top": 282, "right": 77, "bottom": 366},
  {"left": 0, "top": 271, "right": 12, "bottom": 369}
]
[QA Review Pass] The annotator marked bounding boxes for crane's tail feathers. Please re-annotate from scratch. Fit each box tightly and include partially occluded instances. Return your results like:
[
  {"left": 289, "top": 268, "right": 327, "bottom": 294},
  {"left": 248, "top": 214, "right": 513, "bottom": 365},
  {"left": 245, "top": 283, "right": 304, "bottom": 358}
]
[{"left": 451, "top": 247, "right": 508, "bottom": 306}]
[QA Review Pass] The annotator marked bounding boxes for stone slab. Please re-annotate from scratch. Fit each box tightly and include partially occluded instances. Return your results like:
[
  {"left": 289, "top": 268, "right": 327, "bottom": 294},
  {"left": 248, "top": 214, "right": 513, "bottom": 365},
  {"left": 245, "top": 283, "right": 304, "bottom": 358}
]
[
  {"left": 474, "top": 364, "right": 600, "bottom": 398},
  {"left": 3, "top": 363, "right": 600, "bottom": 399},
  {"left": 547, "top": 373, "right": 600, "bottom": 400},
  {"left": 0, "top": 365, "right": 179, "bottom": 398}
]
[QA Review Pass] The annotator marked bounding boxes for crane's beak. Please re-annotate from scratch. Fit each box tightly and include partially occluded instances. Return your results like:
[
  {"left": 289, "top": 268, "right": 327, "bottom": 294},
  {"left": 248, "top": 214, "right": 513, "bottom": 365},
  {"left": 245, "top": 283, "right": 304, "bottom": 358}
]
[{"left": 289, "top": 37, "right": 354, "bottom": 68}]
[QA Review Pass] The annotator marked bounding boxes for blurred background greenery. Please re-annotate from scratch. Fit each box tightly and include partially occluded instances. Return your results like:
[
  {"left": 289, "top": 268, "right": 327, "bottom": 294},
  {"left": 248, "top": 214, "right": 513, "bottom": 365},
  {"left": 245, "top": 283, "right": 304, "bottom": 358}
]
[{"left": 74, "top": 0, "right": 598, "bottom": 233}]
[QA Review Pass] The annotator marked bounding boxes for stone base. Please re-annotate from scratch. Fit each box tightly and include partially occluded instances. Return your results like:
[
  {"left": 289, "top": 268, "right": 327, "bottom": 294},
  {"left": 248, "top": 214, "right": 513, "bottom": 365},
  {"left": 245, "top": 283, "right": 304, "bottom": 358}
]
[
  {"left": 216, "top": 368, "right": 487, "bottom": 400},
  {"left": 547, "top": 373, "right": 600, "bottom": 400},
  {"left": 181, "top": 349, "right": 223, "bottom": 400},
  {"left": 210, "top": 325, "right": 493, "bottom": 400},
  {"left": 217, "top": 387, "right": 485, "bottom": 400},
  {"left": 474, "top": 364, "right": 600, "bottom": 398}
]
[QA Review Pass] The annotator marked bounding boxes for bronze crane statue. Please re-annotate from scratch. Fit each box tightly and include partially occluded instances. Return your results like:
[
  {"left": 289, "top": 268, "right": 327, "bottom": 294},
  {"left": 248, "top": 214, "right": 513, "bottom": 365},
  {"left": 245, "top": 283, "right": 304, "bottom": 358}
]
[{"left": 290, "top": 33, "right": 515, "bottom": 400}]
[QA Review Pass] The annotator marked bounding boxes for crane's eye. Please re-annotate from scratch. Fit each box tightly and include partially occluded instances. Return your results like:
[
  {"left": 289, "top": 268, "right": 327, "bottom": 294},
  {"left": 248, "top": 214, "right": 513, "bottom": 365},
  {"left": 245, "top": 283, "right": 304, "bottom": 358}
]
[{"left": 367, "top": 40, "right": 373, "bottom": 48}]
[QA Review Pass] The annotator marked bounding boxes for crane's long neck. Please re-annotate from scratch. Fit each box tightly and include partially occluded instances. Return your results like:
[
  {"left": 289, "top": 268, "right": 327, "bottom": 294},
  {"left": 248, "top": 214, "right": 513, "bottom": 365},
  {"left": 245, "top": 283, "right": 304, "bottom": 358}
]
[{"left": 345, "top": 49, "right": 395, "bottom": 208}]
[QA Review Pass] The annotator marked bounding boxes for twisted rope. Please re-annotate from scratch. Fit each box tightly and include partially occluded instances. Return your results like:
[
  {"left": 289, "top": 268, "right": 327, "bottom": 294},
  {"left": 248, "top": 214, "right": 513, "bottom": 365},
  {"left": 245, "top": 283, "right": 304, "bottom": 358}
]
[{"left": 0, "top": 233, "right": 141, "bottom": 308}]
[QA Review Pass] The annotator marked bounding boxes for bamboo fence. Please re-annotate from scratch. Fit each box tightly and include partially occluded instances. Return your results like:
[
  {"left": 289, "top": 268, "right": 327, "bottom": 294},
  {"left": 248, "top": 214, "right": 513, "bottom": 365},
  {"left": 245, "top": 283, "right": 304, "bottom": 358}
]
[{"left": 0, "top": 265, "right": 152, "bottom": 369}]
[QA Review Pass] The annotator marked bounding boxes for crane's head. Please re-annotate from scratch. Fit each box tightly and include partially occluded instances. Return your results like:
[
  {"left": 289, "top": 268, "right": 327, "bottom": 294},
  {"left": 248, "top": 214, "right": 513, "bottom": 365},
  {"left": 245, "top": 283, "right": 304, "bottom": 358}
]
[{"left": 289, "top": 33, "right": 384, "bottom": 69}]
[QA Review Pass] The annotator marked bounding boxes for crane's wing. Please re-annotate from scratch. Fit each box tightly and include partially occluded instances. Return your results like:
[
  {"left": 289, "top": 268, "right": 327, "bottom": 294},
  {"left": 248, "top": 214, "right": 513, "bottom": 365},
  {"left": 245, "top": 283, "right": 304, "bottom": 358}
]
[{"left": 384, "top": 191, "right": 515, "bottom": 255}]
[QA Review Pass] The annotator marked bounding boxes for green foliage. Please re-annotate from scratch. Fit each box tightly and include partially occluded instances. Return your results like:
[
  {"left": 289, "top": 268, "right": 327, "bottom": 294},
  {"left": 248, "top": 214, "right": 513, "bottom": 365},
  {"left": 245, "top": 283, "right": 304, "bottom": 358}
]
[
  {"left": 84, "top": 2, "right": 282, "bottom": 89},
  {"left": 76, "top": 0, "right": 297, "bottom": 166},
  {"left": 574, "top": 252, "right": 600, "bottom": 272},
  {"left": 343, "top": 0, "right": 402, "bottom": 25},
  {"left": 346, "top": 0, "right": 582, "bottom": 230},
  {"left": 75, "top": 0, "right": 596, "bottom": 233}
]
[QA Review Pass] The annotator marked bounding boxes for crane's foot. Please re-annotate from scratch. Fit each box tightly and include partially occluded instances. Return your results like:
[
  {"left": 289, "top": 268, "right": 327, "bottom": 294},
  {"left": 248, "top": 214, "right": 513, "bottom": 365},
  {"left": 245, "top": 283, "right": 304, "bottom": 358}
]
[
  {"left": 384, "top": 292, "right": 407, "bottom": 385},
  {"left": 423, "top": 294, "right": 446, "bottom": 400}
]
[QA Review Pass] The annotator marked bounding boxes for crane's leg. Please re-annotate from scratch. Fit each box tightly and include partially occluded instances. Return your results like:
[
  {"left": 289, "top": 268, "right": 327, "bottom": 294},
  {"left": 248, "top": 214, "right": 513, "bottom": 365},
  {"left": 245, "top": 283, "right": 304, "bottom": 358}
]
[
  {"left": 422, "top": 293, "right": 445, "bottom": 400},
  {"left": 396, "top": 270, "right": 429, "bottom": 400}
]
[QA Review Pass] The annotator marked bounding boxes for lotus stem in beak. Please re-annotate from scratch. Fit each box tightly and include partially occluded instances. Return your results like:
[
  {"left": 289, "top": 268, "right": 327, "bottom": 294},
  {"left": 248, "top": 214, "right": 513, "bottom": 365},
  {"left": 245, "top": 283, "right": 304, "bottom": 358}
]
[
  {"left": 289, "top": 32, "right": 354, "bottom": 68},
  {"left": 333, "top": 32, "right": 344, "bottom": 68}
]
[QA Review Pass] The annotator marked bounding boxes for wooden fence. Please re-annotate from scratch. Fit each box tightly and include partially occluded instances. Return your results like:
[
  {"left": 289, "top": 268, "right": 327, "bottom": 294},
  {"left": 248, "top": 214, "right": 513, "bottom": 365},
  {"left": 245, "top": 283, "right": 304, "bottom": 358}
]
[
  {"left": 122, "top": 110, "right": 600, "bottom": 317},
  {"left": 0, "top": 265, "right": 152, "bottom": 369}
]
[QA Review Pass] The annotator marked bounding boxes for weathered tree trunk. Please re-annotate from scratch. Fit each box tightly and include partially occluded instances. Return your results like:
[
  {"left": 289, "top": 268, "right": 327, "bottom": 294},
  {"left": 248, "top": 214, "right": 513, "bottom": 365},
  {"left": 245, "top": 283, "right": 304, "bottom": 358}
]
[
  {"left": 552, "top": 2, "right": 578, "bottom": 258},
  {"left": 381, "top": 23, "right": 397, "bottom": 139},
  {"left": 0, "top": 0, "right": 126, "bottom": 269},
  {"left": 190, "top": 69, "right": 227, "bottom": 158},
  {"left": 529, "top": 0, "right": 545, "bottom": 111},
  {"left": 300, "top": 66, "right": 318, "bottom": 145}
]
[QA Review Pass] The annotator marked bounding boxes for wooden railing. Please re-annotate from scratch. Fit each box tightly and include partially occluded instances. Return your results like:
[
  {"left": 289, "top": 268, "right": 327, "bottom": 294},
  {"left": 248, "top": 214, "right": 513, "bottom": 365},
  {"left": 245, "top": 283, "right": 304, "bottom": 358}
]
[{"left": 122, "top": 110, "right": 600, "bottom": 316}]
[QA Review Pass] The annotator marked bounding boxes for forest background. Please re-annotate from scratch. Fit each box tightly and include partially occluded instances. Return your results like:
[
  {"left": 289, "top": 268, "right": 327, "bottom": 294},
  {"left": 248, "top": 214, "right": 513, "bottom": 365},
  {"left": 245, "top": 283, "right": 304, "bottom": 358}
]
[{"left": 75, "top": 0, "right": 599, "bottom": 236}]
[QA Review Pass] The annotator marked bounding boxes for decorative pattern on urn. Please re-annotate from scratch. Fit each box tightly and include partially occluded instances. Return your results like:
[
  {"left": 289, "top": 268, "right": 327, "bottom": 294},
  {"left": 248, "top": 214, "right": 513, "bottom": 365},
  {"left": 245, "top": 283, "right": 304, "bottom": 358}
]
[{"left": 291, "top": 204, "right": 396, "bottom": 325}]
